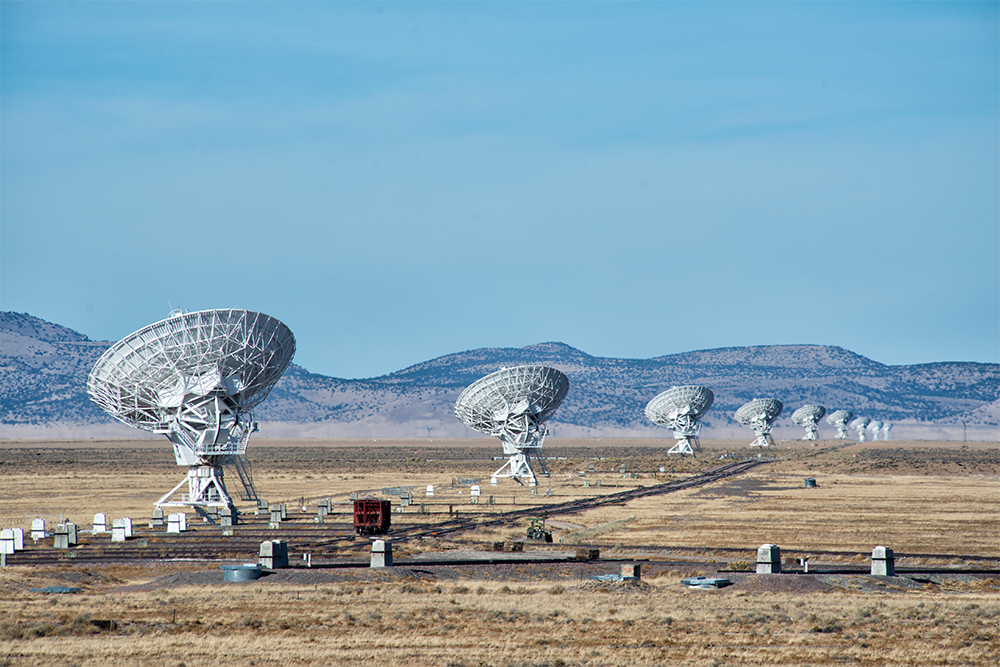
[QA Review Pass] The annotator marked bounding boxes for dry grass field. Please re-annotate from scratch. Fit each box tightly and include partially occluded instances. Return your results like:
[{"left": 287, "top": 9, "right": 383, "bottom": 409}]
[{"left": 1, "top": 437, "right": 998, "bottom": 666}]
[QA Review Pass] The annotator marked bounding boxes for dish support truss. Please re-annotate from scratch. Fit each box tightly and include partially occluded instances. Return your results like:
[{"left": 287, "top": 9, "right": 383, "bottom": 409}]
[
  {"left": 154, "top": 396, "right": 261, "bottom": 519},
  {"left": 852, "top": 418, "right": 872, "bottom": 443},
  {"left": 794, "top": 416, "right": 822, "bottom": 441},
  {"left": 490, "top": 413, "right": 551, "bottom": 487},
  {"left": 745, "top": 416, "right": 777, "bottom": 448},
  {"left": 667, "top": 415, "right": 703, "bottom": 456}
]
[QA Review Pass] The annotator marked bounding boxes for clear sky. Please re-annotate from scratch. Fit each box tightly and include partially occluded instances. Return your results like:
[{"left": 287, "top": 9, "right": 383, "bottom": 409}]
[{"left": 2, "top": 1, "right": 998, "bottom": 379}]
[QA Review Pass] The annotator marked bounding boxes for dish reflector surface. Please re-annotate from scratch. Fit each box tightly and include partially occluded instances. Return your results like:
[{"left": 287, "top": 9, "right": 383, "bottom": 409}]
[
  {"left": 455, "top": 365, "right": 569, "bottom": 438},
  {"left": 88, "top": 309, "right": 295, "bottom": 433},
  {"left": 792, "top": 405, "right": 826, "bottom": 425},
  {"left": 826, "top": 409, "right": 853, "bottom": 426},
  {"left": 735, "top": 398, "right": 784, "bottom": 426},
  {"left": 645, "top": 385, "right": 715, "bottom": 425}
]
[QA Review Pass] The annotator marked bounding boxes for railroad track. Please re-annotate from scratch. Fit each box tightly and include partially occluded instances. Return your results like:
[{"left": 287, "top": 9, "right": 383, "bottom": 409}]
[
  {"left": 364, "top": 458, "right": 771, "bottom": 543},
  {"left": 18, "top": 458, "right": 993, "bottom": 569},
  {"left": 7, "top": 459, "right": 768, "bottom": 566}
]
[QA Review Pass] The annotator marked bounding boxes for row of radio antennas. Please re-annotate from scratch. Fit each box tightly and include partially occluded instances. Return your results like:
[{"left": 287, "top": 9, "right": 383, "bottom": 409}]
[
  {"left": 452, "top": 369, "right": 896, "bottom": 488},
  {"left": 89, "top": 308, "right": 895, "bottom": 510},
  {"left": 647, "top": 390, "right": 893, "bottom": 455},
  {"left": 825, "top": 411, "right": 893, "bottom": 442}
]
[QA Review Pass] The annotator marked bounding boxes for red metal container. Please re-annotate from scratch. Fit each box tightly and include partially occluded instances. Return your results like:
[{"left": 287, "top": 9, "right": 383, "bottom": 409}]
[{"left": 353, "top": 499, "right": 391, "bottom": 535}]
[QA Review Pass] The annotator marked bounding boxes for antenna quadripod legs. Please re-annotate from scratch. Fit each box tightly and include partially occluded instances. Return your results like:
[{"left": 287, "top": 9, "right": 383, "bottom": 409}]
[
  {"left": 667, "top": 431, "right": 701, "bottom": 456},
  {"left": 153, "top": 427, "right": 255, "bottom": 519},
  {"left": 491, "top": 429, "right": 550, "bottom": 486}
]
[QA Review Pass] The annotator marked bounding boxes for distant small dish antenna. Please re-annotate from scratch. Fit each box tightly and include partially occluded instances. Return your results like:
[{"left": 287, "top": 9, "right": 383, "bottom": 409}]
[
  {"left": 88, "top": 309, "right": 295, "bottom": 517},
  {"left": 826, "top": 409, "right": 854, "bottom": 439},
  {"left": 881, "top": 422, "right": 892, "bottom": 440},
  {"left": 735, "top": 398, "right": 783, "bottom": 448},
  {"left": 850, "top": 416, "right": 872, "bottom": 442},
  {"left": 791, "top": 405, "right": 826, "bottom": 441},
  {"left": 867, "top": 419, "right": 883, "bottom": 441},
  {"left": 645, "top": 385, "right": 714, "bottom": 456},
  {"left": 454, "top": 365, "right": 569, "bottom": 487}
]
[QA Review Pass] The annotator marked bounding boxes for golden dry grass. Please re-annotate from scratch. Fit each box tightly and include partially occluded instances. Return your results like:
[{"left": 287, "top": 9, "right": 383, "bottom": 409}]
[
  {"left": 1, "top": 438, "right": 998, "bottom": 666},
  {"left": 1, "top": 566, "right": 998, "bottom": 666}
]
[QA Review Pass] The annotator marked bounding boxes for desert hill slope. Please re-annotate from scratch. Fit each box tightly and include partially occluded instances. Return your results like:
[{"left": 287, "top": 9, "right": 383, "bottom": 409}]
[{"left": 1, "top": 311, "right": 997, "bottom": 439}]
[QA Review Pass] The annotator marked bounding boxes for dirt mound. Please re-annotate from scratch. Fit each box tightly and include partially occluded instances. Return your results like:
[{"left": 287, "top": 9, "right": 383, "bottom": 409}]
[{"left": 730, "top": 574, "right": 836, "bottom": 593}]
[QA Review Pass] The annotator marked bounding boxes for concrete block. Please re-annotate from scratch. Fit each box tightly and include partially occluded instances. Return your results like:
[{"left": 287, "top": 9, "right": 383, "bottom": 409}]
[
  {"left": 54, "top": 523, "right": 78, "bottom": 549},
  {"left": 1, "top": 529, "right": 15, "bottom": 555},
  {"left": 269, "top": 509, "right": 282, "bottom": 524},
  {"left": 370, "top": 539, "right": 393, "bottom": 568},
  {"left": 871, "top": 546, "right": 896, "bottom": 576},
  {"left": 259, "top": 540, "right": 289, "bottom": 569},
  {"left": 621, "top": 563, "right": 641, "bottom": 580},
  {"left": 756, "top": 544, "right": 782, "bottom": 574},
  {"left": 151, "top": 507, "right": 165, "bottom": 528},
  {"left": 167, "top": 513, "right": 187, "bottom": 533},
  {"left": 111, "top": 518, "right": 131, "bottom": 542},
  {"left": 31, "top": 518, "right": 46, "bottom": 540},
  {"left": 93, "top": 513, "right": 108, "bottom": 533}
]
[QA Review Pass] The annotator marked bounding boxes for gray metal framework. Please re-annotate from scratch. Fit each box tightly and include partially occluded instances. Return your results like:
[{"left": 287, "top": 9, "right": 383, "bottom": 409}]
[
  {"left": 88, "top": 309, "right": 295, "bottom": 516},
  {"left": 850, "top": 416, "right": 872, "bottom": 442},
  {"left": 645, "top": 385, "right": 714, "bottom": 456},
  {"left": 791, "top": 404, "right": 827, "bottom": 441},
  {"left": 735, "top": 398, "right": 783, "bottom": 448},
  {"left": 454, "top": 365, "right": 569, "bottom": 486},
  {"left": 826, "top": 409, "right": 854, "bottom": 439}
]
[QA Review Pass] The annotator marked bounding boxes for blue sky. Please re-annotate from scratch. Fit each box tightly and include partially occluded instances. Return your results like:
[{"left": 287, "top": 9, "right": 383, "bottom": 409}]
[{"left": 2, "top": 1, "right": 997, "bottom": 378}]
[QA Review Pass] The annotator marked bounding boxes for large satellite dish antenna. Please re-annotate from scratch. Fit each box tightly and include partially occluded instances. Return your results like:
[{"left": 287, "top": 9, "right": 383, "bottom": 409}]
[
  {"left": 868, "top": 419, "right": 883, "bottom": 441},
  {"left": 645, "top": 385, "right": 714, "bottom": 456},
  {"left": 88, "top": 309, "right": 295, "bottom": 518},
  {"left": 735, "top": 398, "right": 783, "bottom": 448},
  {"left": 850, "top": 416, "right": 872, "bottom": 442},
  {"left": 791, "top": 405, "right": 826, "bottom": 441},
  {"left": 454, "top": 365, "right": 569, "bottom": 487},
  {"left": 826, "top": 409, "right": 853, "bottom": 439}
]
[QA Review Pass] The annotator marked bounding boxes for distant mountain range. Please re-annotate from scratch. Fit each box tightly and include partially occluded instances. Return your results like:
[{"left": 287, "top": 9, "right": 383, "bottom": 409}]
[{"left": 1, "top": 311, "right": 998, "bottom": 441}]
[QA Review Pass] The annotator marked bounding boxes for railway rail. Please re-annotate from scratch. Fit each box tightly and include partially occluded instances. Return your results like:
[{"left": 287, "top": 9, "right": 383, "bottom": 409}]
[{"left": 6, "top": 458, "right": 997, "bottom": 570}]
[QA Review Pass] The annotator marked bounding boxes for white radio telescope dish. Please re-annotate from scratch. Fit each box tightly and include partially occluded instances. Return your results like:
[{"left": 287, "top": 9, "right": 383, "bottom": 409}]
[
  {"left": 645, "top": 385, "right": 714, "bottom": 456},
  {"left": 791, "top": 405, "right": 827, "bottom": 441},
  {"left": 868, "top": 419, "right": 883, "bottom": 441},
  {"left": 850, "top": 416, "right": 872, "bottom": 442},
  {"left": 454, "top": 365, "right": 569, "bottom": 487},
  {"left": 826, "top": 409, "right": 854, "bottom": 439},
  {"left": 735, "top": 398, "right": 783, "bottom": 448},
  {"left": 88, "top": 309, "right": 295, "bottom": 518}
]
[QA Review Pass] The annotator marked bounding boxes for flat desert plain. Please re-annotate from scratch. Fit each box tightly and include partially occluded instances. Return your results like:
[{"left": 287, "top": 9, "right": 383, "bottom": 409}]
[{"left": 1, "top": 437, "right": 998, "bottom": 666}]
